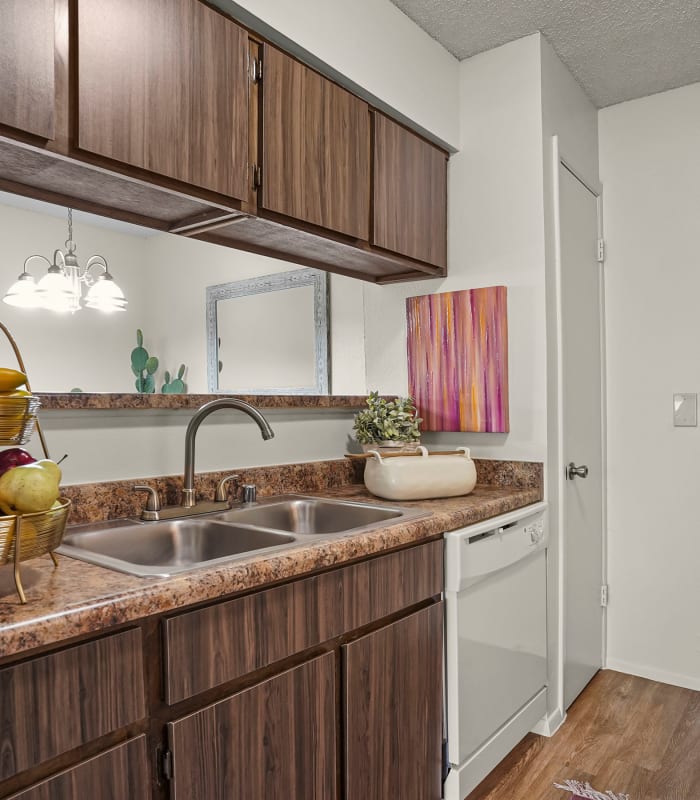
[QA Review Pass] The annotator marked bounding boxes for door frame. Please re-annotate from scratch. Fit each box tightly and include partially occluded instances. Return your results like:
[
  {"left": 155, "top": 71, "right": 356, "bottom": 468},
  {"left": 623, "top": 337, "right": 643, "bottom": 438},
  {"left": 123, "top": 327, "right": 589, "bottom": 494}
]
[{"left": 549, "top": 135, "right": 607, "bottom": 724}]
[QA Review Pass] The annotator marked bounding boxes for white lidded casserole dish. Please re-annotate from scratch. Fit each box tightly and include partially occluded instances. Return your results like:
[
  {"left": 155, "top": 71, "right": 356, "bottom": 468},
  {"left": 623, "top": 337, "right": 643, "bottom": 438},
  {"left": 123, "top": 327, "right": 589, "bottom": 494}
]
[{"left": 363, "top": 446, "right": 477, "bottom": 501}]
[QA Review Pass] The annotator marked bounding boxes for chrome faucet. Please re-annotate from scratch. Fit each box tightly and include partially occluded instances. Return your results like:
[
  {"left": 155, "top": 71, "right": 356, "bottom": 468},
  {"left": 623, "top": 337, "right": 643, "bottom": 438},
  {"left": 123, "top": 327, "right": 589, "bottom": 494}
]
[{"left": 181, "top": 398, "right": 274, "bottom": 508}]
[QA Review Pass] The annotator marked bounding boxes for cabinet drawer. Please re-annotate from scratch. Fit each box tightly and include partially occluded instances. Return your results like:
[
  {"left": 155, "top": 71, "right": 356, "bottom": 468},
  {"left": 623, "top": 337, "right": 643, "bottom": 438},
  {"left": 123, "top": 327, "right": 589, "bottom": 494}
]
[
  {"left": 5, "top": 736, "right": 150, "bottom": 800},
  {"left": 164, "top": 540, "right": 443, "bottom": 704},
  {"left": 0, "top": 629, "right": 146, "bottom": 780}
]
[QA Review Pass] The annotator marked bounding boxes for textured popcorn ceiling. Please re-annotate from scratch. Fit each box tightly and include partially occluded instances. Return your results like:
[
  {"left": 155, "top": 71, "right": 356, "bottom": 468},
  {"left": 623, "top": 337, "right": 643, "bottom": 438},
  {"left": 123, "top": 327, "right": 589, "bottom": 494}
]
[{"left": 389, "top": 0, "right": 700, "bottom": 107}]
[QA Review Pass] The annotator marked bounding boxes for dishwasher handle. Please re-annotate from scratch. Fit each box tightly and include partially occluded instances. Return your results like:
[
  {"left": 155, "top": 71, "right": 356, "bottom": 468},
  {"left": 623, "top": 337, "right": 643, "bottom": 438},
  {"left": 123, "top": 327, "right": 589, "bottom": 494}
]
[{"left": 467, "top": 521, "right": 518, "bottom": 544}]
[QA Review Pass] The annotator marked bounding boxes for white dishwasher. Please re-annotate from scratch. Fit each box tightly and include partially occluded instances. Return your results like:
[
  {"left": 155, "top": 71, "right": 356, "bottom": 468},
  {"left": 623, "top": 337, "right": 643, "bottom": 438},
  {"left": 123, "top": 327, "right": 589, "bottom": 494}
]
[{"left": 443, "top": 502, "right": 548, "bottom": 800}]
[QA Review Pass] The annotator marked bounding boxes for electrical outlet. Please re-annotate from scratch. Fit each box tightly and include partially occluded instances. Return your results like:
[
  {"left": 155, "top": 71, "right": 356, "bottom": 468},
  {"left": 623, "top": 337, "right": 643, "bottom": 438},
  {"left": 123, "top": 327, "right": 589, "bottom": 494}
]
[{"left": 673, "top": 393, "right": 697, "bottom": 427}]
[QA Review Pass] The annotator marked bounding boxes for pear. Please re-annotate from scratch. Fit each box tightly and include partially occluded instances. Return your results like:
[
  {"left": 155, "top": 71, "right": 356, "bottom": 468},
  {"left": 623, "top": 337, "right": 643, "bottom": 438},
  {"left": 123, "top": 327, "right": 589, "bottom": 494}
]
[
  {"left": 0, "top": 462, "right": 60, "bottom": 514},
  {"left": 34, "top": 459, "right": 62, "bottom": 483}
]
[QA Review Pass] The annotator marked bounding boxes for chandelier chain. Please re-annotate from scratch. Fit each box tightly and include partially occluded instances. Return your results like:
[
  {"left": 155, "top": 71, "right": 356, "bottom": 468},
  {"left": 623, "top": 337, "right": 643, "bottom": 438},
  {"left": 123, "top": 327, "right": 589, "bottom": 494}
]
[{"left": 66, "top": 207, "right": 75, "bottom": 252}]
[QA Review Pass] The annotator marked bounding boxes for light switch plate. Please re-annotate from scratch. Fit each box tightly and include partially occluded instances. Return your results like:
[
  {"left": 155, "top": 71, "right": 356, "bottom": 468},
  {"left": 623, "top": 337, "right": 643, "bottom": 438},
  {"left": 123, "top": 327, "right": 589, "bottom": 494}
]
[{"left": 673, "top": 393, "right": 697, "bottom": 427}]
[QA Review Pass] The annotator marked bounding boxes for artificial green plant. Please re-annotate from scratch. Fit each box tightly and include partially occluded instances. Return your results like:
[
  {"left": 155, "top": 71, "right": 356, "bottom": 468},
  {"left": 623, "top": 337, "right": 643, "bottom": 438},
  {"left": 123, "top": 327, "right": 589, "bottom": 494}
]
[
  {"left": 161, "top": 364, "right": 187, "bottom": 394},
  {"left": 352, "top": 391, "right": 422, "bottom": 445}
]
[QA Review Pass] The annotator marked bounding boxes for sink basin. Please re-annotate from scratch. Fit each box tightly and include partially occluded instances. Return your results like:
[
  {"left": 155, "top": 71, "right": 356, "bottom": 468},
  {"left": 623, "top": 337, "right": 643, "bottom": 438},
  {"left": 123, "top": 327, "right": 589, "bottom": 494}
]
[
  {"left": 57, "top": 495, "right": 428, "bottom": 578},
  {"left": 58, "top": 519, "right": 296, "bottom": 577},
  {"left": 214, "top": 496, "right": 404, "bottom": 534}
]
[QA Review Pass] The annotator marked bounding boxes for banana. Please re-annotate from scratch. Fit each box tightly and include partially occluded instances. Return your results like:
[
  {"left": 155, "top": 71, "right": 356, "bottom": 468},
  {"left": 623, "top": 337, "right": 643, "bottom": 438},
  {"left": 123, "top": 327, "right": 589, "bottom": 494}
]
[{"left": 0, "top": 368, "right": 28, "bottom": 392}]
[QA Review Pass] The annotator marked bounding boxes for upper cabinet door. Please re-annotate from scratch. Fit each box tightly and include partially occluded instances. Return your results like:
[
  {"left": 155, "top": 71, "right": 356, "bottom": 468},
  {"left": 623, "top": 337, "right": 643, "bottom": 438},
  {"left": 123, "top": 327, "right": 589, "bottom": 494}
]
[
  {"left": 372, "top": 113, "right": 448, "bottom": 269},
  {"left": 262, "top": 45, "right": 370, "bottom": 240},
  {"left": 77, "top": 0, "right": 248, "bottom": 200},
  {"left": 0, "top": 0, "right": 55, "bottom": 139}
]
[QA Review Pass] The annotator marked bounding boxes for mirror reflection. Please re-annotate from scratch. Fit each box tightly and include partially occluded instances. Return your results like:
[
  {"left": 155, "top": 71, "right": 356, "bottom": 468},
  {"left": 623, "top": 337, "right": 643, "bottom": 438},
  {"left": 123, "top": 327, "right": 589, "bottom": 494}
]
[
  {"left": 0, "top": 192, "right": 366, "bottom": 395},
  {"left": 207, "top": 269, "right": 329, "bottom": 394}
]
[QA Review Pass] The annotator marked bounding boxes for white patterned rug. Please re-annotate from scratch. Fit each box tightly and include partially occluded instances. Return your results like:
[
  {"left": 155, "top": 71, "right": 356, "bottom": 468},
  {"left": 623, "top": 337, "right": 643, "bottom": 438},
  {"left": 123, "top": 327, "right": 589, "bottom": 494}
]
[{"left": 554, "top": 779, "right": 630, "bottom": 800}]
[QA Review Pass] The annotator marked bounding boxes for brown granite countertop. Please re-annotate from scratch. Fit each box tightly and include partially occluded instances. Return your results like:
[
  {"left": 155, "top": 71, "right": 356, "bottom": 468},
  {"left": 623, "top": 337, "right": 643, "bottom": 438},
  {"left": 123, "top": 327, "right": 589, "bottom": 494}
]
[
  {"left": 36, "top": 393, "right": 375, "bottom": 410},
  {"left": 0, "top": 482, "right": 541, "bottom": 661}
]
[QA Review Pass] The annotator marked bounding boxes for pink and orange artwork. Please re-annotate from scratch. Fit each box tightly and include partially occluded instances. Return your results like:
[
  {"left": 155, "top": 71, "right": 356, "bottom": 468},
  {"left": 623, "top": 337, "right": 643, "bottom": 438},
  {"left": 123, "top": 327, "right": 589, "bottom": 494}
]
[{"left": 406, "top": 286, "right": 509, "bottom": 432}]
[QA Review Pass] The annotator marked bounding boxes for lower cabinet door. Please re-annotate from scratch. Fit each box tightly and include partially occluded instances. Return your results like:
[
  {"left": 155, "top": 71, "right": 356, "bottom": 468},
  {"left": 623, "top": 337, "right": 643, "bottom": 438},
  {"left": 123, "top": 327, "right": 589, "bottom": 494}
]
[
  {"left": 168, "top": 652, "right": 337, "bottom": 800},
  {"left": 343, "top": 602, "right": 444, "bottom": 800},
  {"left": 6, "top": 736, "right": 150, "bottom": 800}
]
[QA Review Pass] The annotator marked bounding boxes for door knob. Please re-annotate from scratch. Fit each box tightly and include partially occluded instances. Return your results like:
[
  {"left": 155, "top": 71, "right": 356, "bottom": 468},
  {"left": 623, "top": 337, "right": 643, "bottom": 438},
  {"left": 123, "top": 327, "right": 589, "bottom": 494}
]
[{"left": 566, "top": 462, "right": 589, "bottom": 480}]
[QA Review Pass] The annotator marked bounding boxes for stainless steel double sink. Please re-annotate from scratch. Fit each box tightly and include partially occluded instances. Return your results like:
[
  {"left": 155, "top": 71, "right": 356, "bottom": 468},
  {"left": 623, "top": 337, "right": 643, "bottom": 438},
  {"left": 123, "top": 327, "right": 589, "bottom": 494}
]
[{"left": 57, "top": 495, "right": 427, "bottom": 577}]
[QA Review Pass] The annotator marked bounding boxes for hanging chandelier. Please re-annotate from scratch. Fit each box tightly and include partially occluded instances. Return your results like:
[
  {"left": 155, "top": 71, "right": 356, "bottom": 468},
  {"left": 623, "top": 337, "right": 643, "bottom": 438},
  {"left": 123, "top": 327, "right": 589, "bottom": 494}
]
[{"left": 3, "top": 208, "right": 128, "bottom": 313}]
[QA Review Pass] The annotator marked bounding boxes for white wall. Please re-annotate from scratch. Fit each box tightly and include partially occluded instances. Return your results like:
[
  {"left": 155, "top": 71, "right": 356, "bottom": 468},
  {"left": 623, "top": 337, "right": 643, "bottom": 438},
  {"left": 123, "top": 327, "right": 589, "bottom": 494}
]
[
  {"left": 220, "top": 0, "right": 460, "bottom": 148},
  {"left": 600, "top": 82, "right": 700, "bottom": 690},
  {"left": 28, "top": 408, "right": 358, "bottom": 484},
  {"left": 364, "top": 34, "right": 549, "bottom": 463}
]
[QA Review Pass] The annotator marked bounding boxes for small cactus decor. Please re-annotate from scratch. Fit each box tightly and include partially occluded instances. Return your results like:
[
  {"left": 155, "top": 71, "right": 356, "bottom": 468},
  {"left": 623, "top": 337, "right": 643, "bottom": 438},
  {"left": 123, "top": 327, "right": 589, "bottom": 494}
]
[
  {"left": 131, "top": 329, "right": 159, "bottom": 393},
  {"left": 130, "top": 330, "right": 188, "bottom": 394},
  {"left": 162, "top": 364, "right": 187, "bottom": 394}
]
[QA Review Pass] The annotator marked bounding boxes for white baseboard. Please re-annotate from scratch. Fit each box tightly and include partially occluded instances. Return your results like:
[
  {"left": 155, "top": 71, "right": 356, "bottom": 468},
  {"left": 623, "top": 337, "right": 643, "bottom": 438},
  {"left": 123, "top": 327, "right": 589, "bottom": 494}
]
[
  {"left": 531, "top": 706, "right": 566, "bottom": 737},
  {"left": 605, "top": 659, "right": 700, "bottom": 692}
]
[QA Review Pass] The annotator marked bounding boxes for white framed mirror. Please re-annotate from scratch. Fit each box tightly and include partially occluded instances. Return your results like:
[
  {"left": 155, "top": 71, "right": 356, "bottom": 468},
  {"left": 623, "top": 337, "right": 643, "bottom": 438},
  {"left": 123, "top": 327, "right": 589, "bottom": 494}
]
[{"left": 206, "top": 268, "right": 330, "bottom": 394}]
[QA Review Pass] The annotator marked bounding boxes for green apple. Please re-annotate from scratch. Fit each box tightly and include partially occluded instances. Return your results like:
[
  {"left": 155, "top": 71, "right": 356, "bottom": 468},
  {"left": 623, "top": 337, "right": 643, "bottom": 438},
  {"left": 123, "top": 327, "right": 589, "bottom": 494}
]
[{"left": 0, "top": 462, "right": 60, "bottom": 515}]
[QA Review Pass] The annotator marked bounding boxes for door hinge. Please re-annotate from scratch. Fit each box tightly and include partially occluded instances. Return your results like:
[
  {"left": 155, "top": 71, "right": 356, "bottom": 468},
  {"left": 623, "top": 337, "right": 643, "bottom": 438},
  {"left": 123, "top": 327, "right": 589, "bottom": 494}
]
[
  {"left": 442, "top": 739, "right": 450, "bottom": 783},
  {"left": 156, "top": 746, "right": 173, "bottom": 783},
  {"left": 251, "top": 57, "right": 263, "bottom": 82},
  {"left": 252, "top": 163, "right": 262, "bottom": 190},
  {"left": 597, "top": 238, "right": 605, "bottom": 263},
  {"left": 600, "top": 584, "right": 609, "bottom": 608}
]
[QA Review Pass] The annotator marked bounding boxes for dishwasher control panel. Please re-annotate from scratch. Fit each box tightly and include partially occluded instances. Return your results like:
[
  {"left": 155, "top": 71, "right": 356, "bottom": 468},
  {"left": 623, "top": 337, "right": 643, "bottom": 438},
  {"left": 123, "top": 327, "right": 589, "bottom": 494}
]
[{"left": 444, "top": 502, "right": 548, "bottom": 593}]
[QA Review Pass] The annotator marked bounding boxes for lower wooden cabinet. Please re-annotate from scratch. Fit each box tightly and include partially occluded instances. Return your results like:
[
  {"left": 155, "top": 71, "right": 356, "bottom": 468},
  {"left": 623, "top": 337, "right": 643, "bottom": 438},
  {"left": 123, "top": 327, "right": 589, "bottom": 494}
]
[
  {"left": 1, "top": 542, "right": 444, "bottom": 800},
  {"left": 344, "top": 602, "right": 445, "bottom": 800},
  {"left": 0, "top": 628, "right": 146, "bottom": 781},
  {"left": 167, "top": 652, "right": 337, "bottom": 800},
  {"left": 5, "top": 737, "right": 150, "bottom": 800}
]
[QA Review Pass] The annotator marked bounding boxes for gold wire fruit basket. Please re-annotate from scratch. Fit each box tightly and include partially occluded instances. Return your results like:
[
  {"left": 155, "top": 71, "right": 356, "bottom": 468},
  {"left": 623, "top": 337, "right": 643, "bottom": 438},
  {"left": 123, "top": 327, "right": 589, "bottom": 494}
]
[
  {"left": 0, "top": 395, "right": 42, "bottom": 444},
  {"left": 0, "top": 321, "right": 65, "bottom": 603},
  {"left": 0, "top": 499, "right": 72, "bottom": 603}
]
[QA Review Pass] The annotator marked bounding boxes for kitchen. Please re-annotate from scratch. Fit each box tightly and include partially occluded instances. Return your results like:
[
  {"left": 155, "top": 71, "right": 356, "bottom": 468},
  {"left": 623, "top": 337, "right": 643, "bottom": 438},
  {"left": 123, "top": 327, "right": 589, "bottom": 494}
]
[{"left": 1, "top": 1, "right": 699, "bottom": 799}]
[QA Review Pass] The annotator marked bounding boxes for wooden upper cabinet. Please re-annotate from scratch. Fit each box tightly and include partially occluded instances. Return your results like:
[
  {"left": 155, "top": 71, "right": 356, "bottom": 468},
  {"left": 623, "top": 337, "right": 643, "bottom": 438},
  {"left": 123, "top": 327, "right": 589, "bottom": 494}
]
[
  {"left": 372, "top": 112, "right": 448, "bottom": 269},
  {"left": 0, "top": 0, "right": 55, "bottom": 139},
  {"left": 262, "top": 45, "right": 370, "bottom": 240},
  {"left": 76, "top": 0, "right": 248, "bottom": 200}
]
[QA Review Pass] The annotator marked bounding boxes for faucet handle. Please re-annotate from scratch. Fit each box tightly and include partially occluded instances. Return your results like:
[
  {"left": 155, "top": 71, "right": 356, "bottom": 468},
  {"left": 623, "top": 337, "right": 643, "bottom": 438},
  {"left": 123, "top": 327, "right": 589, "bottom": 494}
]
[
  {"left": 215, "top": 473, "right": 240, "bottom": 503},
  {"left": 241, "top": 484, "right": 257, "bottom": 504},
  {"left": 133, "top": 485, "right": 161, "bottom": 520}
]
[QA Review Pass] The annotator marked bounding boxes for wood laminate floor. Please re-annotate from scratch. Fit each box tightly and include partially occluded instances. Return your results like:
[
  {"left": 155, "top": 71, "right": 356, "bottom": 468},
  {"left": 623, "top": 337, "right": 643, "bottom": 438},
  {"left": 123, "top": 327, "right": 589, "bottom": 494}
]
[{"left": 465, "top": 669, "right": 700, "bottom": 800}]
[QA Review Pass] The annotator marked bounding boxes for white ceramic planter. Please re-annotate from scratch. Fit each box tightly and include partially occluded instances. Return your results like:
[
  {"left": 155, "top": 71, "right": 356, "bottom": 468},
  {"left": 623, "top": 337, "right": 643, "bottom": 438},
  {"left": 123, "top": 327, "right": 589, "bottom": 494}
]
[{"left": 363, "top": 446, "right": 477, "bottom": 501}]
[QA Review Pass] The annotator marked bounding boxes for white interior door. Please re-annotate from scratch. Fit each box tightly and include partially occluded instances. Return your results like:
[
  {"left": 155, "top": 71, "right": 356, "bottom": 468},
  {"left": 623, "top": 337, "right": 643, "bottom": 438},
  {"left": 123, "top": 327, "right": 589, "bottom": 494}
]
[{"left": 559, "top": 162, "right": 605, "bottom": 709}]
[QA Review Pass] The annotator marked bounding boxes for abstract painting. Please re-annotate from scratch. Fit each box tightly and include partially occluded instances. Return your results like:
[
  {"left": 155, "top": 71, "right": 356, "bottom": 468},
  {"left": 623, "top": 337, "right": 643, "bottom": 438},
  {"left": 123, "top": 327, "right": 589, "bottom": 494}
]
[{"left": 406, "top": 286, "right": 509, "bottom": 432}]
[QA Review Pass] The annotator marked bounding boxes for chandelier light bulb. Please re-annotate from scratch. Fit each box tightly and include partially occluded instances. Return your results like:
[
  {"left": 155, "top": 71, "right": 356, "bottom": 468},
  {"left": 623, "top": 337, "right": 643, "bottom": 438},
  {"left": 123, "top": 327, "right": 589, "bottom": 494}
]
[
  {"left": 2, "top": 273, "right": 41, "bottom": 309},
  {"left": 36, "top": 268, "right": 74, "bottom": 312},
  {"left": 84, "top": 273, "right": 128, "bottom": 312}
]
